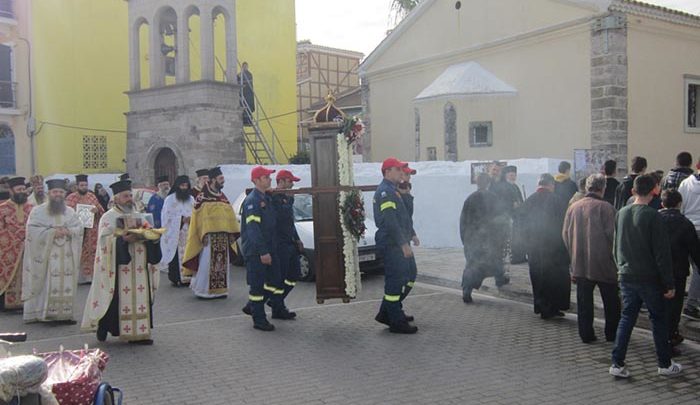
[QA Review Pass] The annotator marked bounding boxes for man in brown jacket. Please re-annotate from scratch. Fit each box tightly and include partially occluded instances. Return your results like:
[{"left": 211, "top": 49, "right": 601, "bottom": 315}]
[{"left": 563, "top": 174, "right": 621, "bottom": 343}]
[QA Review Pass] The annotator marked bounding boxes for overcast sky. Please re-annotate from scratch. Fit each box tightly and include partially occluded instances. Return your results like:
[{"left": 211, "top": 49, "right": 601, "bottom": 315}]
[{"left": 296, "top": 0, "right": 700, "bottom": 57}]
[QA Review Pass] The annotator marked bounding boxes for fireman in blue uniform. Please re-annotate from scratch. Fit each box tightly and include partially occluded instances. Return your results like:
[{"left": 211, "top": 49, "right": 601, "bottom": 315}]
[
  {"left": 398, "top": 165, "right": 420, "bottom": 317},
  {"left": 272, "top": 169, "right": 303, "bottom": 314},
  {"left": 373, "top": 158, "right": 418, "bottom": 334},
  {"left": 241, "top": 166, "right": 294, "bottom": 331}
]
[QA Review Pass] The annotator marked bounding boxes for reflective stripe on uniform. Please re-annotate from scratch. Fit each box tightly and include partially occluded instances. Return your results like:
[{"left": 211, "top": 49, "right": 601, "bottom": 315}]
[
  {"left": 263, "top": 284, "right": 276, "bottom": 293},
  {"left": 249, "top": 295, "right": 264, "bottom": 302},
  {"left": 274, "top": 289, "right": 285, "bottom": 295},
  {"left": 380, "top": 201, "right": 397, "bottom": 211},
  {"left": 246, "top": 215, "right": 262, "bottom": 224},
  {"left": 384, "top": 294, "right": 401, "bottom": 302},
  {"left": 284, "top": 279, "right": 296, "bottom": 287},
  {"left": 407, "top": 281, "right": 415, "bottom": 288}
]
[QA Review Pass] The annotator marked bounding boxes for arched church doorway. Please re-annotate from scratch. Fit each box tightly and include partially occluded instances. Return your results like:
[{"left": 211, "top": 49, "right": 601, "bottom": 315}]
[{"left": 154, "top": 147, "right": 177, "bottom": 185}]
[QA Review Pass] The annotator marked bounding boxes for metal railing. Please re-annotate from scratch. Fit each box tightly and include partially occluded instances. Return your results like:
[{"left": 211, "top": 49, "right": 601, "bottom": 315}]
[
  {"left": 0, "top": 80, "right": 17, "bottom": 109},
  {"left": 215, "top": 56, "right": 289, "bottom": 164}
]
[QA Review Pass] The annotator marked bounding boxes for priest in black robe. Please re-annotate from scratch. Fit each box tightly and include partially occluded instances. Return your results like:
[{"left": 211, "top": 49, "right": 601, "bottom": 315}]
[
  {"left": 518, "top": 173, "right": 571, "bottom": 319},
  {"left": 460, "top": 173, "right": 506, "bottom": 303}
]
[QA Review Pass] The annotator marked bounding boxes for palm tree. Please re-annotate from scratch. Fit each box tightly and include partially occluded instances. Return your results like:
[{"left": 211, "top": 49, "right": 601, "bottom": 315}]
[{"left": 390, "top": 0, "right": 420, "bottom": 25}]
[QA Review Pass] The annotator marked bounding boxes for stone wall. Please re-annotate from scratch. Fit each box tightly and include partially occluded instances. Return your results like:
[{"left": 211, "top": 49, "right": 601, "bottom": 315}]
[
  {"left": 590, "top": 12, "right": 628, "bottom": 174},
  {"left": 126, "top": 82, "right": 244, "bottom": 185}
]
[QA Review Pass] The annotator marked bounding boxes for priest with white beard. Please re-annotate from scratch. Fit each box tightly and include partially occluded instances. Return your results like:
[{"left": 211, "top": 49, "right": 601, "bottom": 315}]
[
  {"left": 22, "top": 179, "right": 82, "bottom": 324},
  {"left": 159, "top": 176, "right": 194, "bottom": 287},
  {"left": 81, "top": 179, "right": 161, "bottom": 345}
]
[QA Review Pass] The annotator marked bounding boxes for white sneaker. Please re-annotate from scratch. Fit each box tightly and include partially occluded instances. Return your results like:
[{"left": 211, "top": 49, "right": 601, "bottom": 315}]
[
  {"left": 609, "top": 364, "right": 630, "bottom": 378},
  {"left": 658, "top": 361, "right": 682, "bottom": 377}
]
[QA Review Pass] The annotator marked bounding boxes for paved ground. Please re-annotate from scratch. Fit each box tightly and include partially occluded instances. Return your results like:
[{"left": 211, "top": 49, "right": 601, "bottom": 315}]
[
  {"left": 1, "top": 252, "right": 700, "bottom": 404},
  {"left": 415, "top": 247, "right": 700, "bottom": 341}
]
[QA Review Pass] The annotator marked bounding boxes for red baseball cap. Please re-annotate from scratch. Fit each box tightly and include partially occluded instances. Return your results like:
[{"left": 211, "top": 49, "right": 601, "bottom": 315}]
[
  {"left": 381, "top": 157, "right": 408, "bottom": 172},
  {"left": 402, "top": 165, "right": 417, "bottom": 175},
  {"left": 276, "top": 169, "right": 301, "bottom": 182},
  {"left": 251, "top": 166, "right": 276, "bottom": 181}
]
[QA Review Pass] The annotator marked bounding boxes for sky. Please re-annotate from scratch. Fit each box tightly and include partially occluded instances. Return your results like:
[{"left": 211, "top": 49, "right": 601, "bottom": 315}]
[{"left": 295, "top": 0, "right": 700, "bottom": 57}]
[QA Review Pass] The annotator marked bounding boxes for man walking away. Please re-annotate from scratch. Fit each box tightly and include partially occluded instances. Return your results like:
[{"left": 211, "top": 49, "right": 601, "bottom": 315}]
[
  {"left": 562, "top": 174, "right": 620, "bottom": 343},
  {"left": 677, "top": 162, "right": 700, "bottom": 321},
  {"left": 554, "top": 162, "right": 577, "bottom": 203},
  {"left": 609, "top": 175, "right": 680, "bottom": 378},
  {"left": 663, "top": 152, "right": 694, "bottom": 191},
  {"left": 519, "top": 174, "right": 570, "bottom": 319},
  {"left": 602, "top": 160, "right": 619, "bottom": 206},
  {"left": 614, "top": 156, "right": 647, "bottom": 210},
  {"left": 460, "top": 173, "right": 505, "bottom": 303},
  {"left": 658, "top": 190, "right": 700, "bottom": 354}
]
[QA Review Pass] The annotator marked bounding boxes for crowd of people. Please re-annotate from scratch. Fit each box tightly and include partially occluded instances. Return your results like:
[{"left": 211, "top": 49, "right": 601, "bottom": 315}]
[
  {"left": 3, "top": 152, "right": 700, "bottom": 377},
  {"left": 0, "top": 166, "right": 309, "bottom": 343},
  {"left": 460, "top": 152, "right": 700, "bottom": 378}
]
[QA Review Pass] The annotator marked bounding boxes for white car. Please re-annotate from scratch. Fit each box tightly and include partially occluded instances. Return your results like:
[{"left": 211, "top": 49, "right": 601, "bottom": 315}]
[{"left": 231, "top": 191, "right": 382, "bottom": 281}]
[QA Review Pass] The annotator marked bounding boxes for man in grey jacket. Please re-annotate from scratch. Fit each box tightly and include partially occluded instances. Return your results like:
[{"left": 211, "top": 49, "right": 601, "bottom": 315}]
[{"left": 562, "top": 174, "right": 620, "bottom": 343}]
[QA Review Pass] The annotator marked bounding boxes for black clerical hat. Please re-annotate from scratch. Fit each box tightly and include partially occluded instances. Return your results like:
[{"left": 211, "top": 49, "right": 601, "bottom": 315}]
[
  {"left": 7, "top": 177, "right": 25, "bottom": 188},
  {"left": 196, "top": 168, "right": 209, "bottom": 177},
  {"left": 76, "top": 174, "right": 88, "bottom": 183},
  {"left": 110, "top": 180, "right": 132, "bottom": 195},
  {"left": 156, "top": 175, "right": 169, "bottom": 184},
  {"left": 209, "top": 167, "right": 223, "bottom": 178},
  {"left": 47, "top": 179, "right": 66, "bottom": 190}
]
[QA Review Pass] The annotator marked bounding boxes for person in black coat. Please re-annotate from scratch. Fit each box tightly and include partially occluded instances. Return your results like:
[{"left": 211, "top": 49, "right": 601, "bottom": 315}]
[
  {"left": 614, "top": 156, "right": 647, "bottom": 210},
  {"left": 460, "top": 173, "right": 505, "bottom": 303},
  {"left": 519, "top": 173, "right": 571, "bottom": 319},
  {"left": 554, "top": 161, "right": 578, "bottom": 203},
  {"left": 602, "top": 160, "right": 619, "bottom": 206},
  {"left": 659, "top": 189, "right": 700, "bottom": 350}
]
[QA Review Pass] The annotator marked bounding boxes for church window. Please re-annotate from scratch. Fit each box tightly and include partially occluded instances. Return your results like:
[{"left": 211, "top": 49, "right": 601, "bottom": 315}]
[
  {"left": 82, "top": 135, "right": 108, "bottom": 169},
  {"left": 686, "top": 76, "right": 700, "bottom": 133},
  {"left": 469, "top": 121, "right": 493, "bottom": 147}
]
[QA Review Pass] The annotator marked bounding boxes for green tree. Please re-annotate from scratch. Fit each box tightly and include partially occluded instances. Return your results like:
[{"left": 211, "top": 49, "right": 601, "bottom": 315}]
[{"left": 391, "top": 0, "right": 421, "bottom": 25}]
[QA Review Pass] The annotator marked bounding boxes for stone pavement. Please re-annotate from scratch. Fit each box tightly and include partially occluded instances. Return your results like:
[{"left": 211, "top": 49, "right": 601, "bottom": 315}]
[
  {"left": 2, "top": 258, "right": 700, "bottom": 404},
  {"left": 414, "top": 247, "right": 700, "bottom": 342}
]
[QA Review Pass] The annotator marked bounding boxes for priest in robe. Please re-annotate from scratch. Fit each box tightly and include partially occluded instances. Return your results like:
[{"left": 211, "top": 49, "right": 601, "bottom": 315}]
[
  {"left": 518, "top": 173, "right": 571, "bottom": 319},
  {"left": 0, "top": 177, "right": 33, "bottom": 310},
  {"left": 81, "top": 179, "right": 162, "bottom": 345},
  {"left": 66, "top": 174, "right": 105, "bottom": 284},
  {"left": 191, "top": 169, "right": 209, "bottom": 200},
  {"left": 22, "top": 179, "right": 82, "bottom": 323},
  {"left": 146, "top": 176, "right": 170, "bottom": 228},
  {"left": 27, "top": 175, "right": 46, "bottom": 206},
  {"left": 182, "top": 167, "right": 240, "bottom": 299},
  {"left": 159, "top": 176, "right": 194, "bottom": 287}
]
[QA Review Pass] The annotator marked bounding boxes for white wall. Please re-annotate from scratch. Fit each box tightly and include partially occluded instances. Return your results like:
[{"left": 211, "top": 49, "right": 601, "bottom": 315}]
[{"left": 219, "top": 159, "right": 562, "bottom": 248}]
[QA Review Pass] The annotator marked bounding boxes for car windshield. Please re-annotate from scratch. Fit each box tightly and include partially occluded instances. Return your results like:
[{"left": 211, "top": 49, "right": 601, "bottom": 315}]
[{"left": 293, "top": 194, "right": 313, "bottom": 221}]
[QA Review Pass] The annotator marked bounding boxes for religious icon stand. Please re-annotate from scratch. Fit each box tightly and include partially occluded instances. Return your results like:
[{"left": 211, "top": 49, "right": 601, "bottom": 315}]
[{"left": 287, "top": 95, "right": 371, "bottom": 304}]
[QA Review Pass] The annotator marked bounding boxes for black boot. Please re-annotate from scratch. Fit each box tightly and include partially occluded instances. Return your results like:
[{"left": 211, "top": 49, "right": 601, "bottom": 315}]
[
  {"left": 389, "top": 322, "right": 418, "bottom": 334},
  {"left": 271, "top": 308, "right": 297, "bottom": 320}
]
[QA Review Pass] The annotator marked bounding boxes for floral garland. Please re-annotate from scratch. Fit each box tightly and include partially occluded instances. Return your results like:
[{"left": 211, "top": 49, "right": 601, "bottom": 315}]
[{"left": 336, "top": 116, "right": 365, "bottom": 298}]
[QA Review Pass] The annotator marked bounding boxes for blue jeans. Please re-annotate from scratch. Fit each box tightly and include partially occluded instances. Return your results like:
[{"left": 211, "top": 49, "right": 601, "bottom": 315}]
[{"left": 611, "top": 282, "right": 671, "bottom": 368}]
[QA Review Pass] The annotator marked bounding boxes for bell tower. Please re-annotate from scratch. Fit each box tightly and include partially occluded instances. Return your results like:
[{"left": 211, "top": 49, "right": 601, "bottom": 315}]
[{"left": 124, "top": 0, "right": 244, "bottom": 185}]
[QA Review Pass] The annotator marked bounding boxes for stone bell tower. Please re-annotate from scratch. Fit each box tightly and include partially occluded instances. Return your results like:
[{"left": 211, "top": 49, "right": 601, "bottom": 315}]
[{"left": 124, "top": 0, "right": 245, "bottom": 185}]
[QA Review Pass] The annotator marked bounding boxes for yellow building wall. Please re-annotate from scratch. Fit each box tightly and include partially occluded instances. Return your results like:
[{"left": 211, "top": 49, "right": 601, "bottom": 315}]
[
  {"left": 627, "top": 16, "right": 700, "bottom": 172},
  {"left": 31, "top": 0, "right": 297, "bottom": 176},
  {"left": 31, "top": 0, "right": 129, "bottom": 175}
]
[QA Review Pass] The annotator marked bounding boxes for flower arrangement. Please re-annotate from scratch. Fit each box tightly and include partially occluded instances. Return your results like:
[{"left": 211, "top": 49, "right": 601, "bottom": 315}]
[
  {"left": 339, "top": 116, "right": 365, "bottom": 145},
  {"left": 341, "top": 189, "right": 366, "bottom": 241},
  {"left": 336, "top": 126, "right": 363, "bottom": 298}
]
